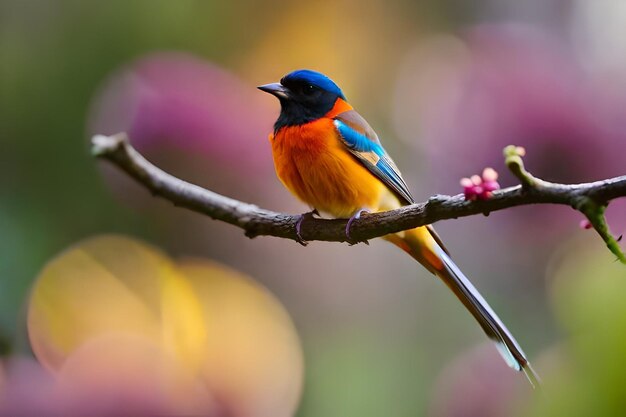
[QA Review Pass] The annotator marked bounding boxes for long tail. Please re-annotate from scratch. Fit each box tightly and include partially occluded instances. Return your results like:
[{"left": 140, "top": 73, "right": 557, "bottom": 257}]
[{"left": 386, "top": 227, "right": 540, "bottom": 387}]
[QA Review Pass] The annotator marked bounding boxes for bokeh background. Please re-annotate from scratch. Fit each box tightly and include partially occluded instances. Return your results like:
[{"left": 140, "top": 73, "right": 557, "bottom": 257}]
[{"left": 2, "top": 0, "right": 626, "bottom": 415}]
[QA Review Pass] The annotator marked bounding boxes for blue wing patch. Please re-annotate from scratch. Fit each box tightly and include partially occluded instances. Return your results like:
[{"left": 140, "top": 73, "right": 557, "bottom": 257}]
[{"left": 334, "top": 119, "right": 415, "bottom": 205}]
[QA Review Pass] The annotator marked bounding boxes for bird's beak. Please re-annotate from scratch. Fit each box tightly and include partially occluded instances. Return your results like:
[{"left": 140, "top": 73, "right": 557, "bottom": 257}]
[{"left": 257, "top": 82, "right": 289, "bottom": 99}]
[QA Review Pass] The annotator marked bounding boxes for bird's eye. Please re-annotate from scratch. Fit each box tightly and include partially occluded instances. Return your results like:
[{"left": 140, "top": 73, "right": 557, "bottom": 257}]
[{"left": 304, "top": 84, "right": 315, "bottom": 94}]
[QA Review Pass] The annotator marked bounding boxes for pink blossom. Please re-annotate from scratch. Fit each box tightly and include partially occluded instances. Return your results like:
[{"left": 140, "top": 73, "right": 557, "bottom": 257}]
[
  {"left": 460, "top": 168, "right": 500, "bottom": 200},
  {"left": 394, "top": 23, "right": 626, "bottom": 240}
]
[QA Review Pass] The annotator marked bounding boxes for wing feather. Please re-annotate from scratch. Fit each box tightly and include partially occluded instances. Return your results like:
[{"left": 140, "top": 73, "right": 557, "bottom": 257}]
[{"left": 334, "top": 114, "right": 415, "bottom": 205}]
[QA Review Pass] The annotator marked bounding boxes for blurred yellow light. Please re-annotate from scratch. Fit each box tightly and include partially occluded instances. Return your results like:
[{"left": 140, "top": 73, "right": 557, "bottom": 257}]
[{"left": 27, "top": 235, "right": 303, "bottom": 416}]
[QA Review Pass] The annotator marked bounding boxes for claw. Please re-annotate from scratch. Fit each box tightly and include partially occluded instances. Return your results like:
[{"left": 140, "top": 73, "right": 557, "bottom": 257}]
[
  {"left": 295, "top": 209, "right": 319, "bottom": 246},
  {"left": 345, "top": 208, "right": 369, "bottom": 245},
  {"left": 295, "top": 216, "right": 308, "bottom": 246}
]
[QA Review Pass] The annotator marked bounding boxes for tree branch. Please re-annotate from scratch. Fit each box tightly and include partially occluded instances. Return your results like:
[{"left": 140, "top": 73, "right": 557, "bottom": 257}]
[{"left": 91, "top": 133, "right": 626, "bottom": 260}]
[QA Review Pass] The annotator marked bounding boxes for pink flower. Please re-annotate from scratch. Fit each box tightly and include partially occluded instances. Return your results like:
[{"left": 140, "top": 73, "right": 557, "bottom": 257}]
[
  {"left": 394, "top": 24, "right": 626, "bottom": 244},
  {"left": 460, "top": 168, "right": 500, "bottom": 200},
  {"left": 88, "top": 52, "right": 276, "bottom": 187}
]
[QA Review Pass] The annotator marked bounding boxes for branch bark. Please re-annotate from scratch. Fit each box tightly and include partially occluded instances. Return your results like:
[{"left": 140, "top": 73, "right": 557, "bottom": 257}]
[{"left": 91, "top": 133, "right": 626, "bottom": 253}]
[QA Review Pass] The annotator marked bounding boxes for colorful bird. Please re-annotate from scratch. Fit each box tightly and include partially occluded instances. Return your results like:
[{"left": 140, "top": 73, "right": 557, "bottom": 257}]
[{"left": 259, "top": 69, "right": 539, "bottom": 386}]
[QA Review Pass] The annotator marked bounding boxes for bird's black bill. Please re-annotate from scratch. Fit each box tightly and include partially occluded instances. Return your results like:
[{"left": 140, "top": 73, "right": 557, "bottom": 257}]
[{"left": 257, "top": 82, "right": 289, "bottom": 99}]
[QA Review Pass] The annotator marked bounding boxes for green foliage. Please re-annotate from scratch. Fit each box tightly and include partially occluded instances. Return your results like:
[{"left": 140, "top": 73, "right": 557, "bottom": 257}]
[{"left": 525, "top": 244, "right": 626, "bottom": 417}]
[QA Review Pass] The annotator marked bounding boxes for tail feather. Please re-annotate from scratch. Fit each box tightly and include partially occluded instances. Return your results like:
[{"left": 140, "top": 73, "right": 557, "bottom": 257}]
[
  {"left": 436, "top": 247, "right": 540, "bottom": 387},
  {"left": 389, "top": 227, "right": 540, "bottom": 387}
]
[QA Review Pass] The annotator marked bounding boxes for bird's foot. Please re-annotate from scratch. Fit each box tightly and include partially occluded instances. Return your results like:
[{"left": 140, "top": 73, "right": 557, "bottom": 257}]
[
  {"left": 295, "top": 209, "right": 319, "bottom": 246},
  {"left": 346, "top": 208, "right": 370, "bottom": 246}
]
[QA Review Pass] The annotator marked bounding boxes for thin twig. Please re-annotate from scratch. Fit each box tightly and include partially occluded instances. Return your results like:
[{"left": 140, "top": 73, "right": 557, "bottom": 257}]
[{"left": 92, "top": 133, "right": 626, "bottom": 249}]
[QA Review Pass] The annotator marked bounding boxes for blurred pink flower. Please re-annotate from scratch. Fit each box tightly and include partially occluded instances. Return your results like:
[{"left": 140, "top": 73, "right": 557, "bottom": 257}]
[
  {"left": 0, "top": 354, "right": 194, "bottom": 417},
  {"left": 89, "top": 52, "right": 276, "bottom": 188},
  {"left": 394, "top": 23, "right": 626, "bottom": 239},
  {"left": 428, "top": 343, "right": 531, "bottom": 417}
]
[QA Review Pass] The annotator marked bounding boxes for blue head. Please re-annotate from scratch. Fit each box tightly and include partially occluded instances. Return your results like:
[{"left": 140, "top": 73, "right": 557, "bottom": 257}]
[{"left": 258, "top": 69, "right": 346, "bottom": 131}]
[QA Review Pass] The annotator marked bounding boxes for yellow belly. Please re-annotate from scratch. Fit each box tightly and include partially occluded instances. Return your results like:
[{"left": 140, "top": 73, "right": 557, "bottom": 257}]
[{"left": 271, "top": 119, "right": 389, "bottom": 218}]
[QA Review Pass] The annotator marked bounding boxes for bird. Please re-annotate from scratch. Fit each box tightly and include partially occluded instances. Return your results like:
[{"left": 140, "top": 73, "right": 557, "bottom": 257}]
[{"left": 258, "top": 69, "right": 539, "bottom": 386}]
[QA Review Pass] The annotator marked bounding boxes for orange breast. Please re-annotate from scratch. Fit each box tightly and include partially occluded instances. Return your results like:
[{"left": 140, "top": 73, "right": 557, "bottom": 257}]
[{"left": 270, "top": 118, "right": 386, "bottom": 218}]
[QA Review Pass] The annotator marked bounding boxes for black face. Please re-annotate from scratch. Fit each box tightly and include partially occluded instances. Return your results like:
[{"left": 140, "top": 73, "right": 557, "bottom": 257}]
[{"left": 258, "top": 70, "right": 345, "bottom": 132}]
